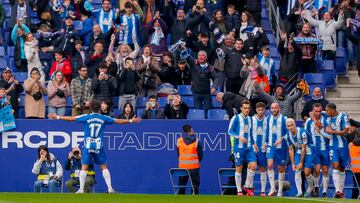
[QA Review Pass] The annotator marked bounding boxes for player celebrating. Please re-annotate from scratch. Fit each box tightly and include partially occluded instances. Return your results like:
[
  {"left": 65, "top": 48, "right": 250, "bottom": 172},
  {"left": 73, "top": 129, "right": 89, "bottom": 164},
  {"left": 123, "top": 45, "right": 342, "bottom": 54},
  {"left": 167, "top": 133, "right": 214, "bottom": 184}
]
[
  {"left": 284, "top": 118, "right": 316, "bottom": 197},
  {"left": 266, "top": 102, "right": 287, "bottom": 197},
  {"left": 48, "top": 100, "right": 141, "bottom": 193},
  {"left": 251, "top": 102, "right": 268, "bottom": 196},
  {"left": 228, "top": 100, "right": 257, "bottom": 196},
  {"left": 324, "top": 103, "right": 350, "bottom": 198},
  {"left": 306, "top": 103, "right": 332, "bottom": 197}
]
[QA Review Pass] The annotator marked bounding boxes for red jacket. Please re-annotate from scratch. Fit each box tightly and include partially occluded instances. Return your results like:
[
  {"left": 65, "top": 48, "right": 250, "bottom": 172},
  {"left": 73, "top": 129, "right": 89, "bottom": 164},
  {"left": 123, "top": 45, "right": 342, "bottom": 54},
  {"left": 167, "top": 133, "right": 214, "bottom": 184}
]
[{"left": 49, "top": 59, "right": 73, "bottom": 84}]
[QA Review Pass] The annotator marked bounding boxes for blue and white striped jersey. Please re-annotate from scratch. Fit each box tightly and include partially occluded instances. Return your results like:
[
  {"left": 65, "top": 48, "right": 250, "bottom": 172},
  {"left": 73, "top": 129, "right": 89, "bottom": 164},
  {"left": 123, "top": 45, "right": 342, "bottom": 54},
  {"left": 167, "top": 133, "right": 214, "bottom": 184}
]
[
  {"left": 266, "top": 114, "right": 287, "bottom": 149},
  {"left": 285, "top": 127, "right": 315, "bottom": 155},
  {"left": 251, "top": 115, "right": 268, "bottom": 153},
  {"left": 325, "top": 112, "right": 350, "bottom": 148},
  {"left": 228, "top": 114, "right": 252, "bottom": 149},
  {"left": 305, "top": 116, "right": 331, "bottom": 151}
]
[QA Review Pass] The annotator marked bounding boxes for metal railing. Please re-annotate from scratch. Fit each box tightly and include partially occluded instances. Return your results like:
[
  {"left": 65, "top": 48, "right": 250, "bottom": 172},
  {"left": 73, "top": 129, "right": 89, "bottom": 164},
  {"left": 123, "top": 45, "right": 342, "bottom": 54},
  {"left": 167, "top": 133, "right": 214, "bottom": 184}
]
[{"left": 266, "top": 0, "right": 285, "bottom": 45}]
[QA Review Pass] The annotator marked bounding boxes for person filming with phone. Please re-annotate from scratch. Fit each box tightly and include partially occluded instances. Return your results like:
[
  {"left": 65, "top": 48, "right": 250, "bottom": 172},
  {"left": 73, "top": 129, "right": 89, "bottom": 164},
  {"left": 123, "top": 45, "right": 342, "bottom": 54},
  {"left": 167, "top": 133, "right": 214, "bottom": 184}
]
[{"left": 164, "top": 94, "right": 189, "bottom": 119}]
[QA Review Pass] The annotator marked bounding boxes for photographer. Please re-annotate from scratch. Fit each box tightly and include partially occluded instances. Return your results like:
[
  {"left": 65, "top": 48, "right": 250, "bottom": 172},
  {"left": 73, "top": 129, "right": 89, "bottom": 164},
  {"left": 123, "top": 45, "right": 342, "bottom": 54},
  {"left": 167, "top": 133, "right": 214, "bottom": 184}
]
[
  {"left": 141, "top": 95, "right": 165, "bottom": 119},
  {"left": 164, "top": 94, "right": 189, "bottom": 119},
  {"left": 32, "top": 145, "right": 63, "bottom": 193},
  {"left": 47, "top": 71, "right": 70, "bottom": 116},
  {"left": 186, "top": 0, "right": 211, "bottom": 38},
  {"left": 65, "top": 147, "right": 95, "bottom": 193},
  {"left": 24, "top": 68, "right": 47, "bottom": 119},
  {"left": 0, "top": 68, "right": 24, "bottom": 118},
  {"left": 118, "top": 57, "right": 141, "bottom": 110}
]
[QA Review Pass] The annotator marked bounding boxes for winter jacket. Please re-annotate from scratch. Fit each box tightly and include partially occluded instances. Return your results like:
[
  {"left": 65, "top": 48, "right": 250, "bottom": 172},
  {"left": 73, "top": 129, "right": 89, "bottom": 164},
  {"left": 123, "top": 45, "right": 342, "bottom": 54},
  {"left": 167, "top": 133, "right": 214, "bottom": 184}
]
[
  {"left": 186, "top": 10, "right": 211, "bottom": 36},
  {"left": 51, "top": 25, "right": 79, "bottom": 55},
  {"left": 92, "top": 75, "right": 117, "bottom": 102},
  {"left": 117, "top": 69, "right": 141, "bottom": 95},
  {"left": 47, "top": 81, "right": 71, "bottom": 108},
  {"left": 278, "top": 40, "right": 302, "bottom": 82},
  {"left": 223, "top": 46, "right": 246, "bottom": 79},
  {"left": 225, "top": 12, "right": 240, "bottom": 32},
  {"left": 70, "top": 76, "right": 94, "bottom": 108},
  {"left": 24, "top": 39, "right": 45, "bottom": 83},
  {"left": 158, "top": 63, "right": 177, "bottom": 86},
  {"left": 85, "top": 52, "right": 105, "bottom": 79},
  {"left": 222, "top": 92, "right": 247, "bottom": 118},
  {"left": 141, "top": 108, "right": 165, "bottom": 119},
  {"left": 174, "top": 65, "right": 191, "bottom": 86},
  {"left": 11, "top": 24, "right": 30, "bottom": 60},
  {"left": 78, "top": 17, "right": 94, "bottom": 46},
  {"left": 304, "top": 10, "right": 344, "bottom": 51},
  {"left": 49, "top": 59, "right": 73, "bottom": 84},
  {"left": 164, "top": 102, "right": 189, "bottom": 119}
]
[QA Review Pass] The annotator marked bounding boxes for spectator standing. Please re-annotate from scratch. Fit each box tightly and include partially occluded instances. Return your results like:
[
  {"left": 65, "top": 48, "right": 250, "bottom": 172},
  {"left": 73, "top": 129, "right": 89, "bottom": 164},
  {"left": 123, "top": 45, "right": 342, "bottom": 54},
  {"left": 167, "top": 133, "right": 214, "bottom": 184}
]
[
  {"left": 118, "top": 57, "right": 140, "bottom": 110},
  {"left": 297, "top": 23, "right": 318, "bottom": 74},
  {"left": 32, "top": 145, "right": 63, "bottom": 193},
  {"left": 0, "top": 68, "right": 24, "bottom": 118},
  {"left": 24, "top": 68, "right": 47, "bottom": 119},
  {"left": 51, "top": 17, "right": 79, "bottom": 57},
  {"left": 70, "top": 65, "right": 94, "bottom": 116},
  {"left": 186, "top": 0, "right": 211, "bottom": 37},
  {"left": 141, "top": 95, "right": 165, "bottom": 119},
  {"left": 85, "top": 41, "right": 106, "bottom": 78},
  {"left": 117, "top": 2, "right": 141, "bottom": 47},
  {"left": 176, "top": 124, "right": 203, "bottom": 194},
  {"left": 245, "top": 0, "right": 261, "bottom": 25},
  {"left": 168, "top": 9, "right": 186, "bottom": 44},
  {"left": 88, "top": 24, "right": 115, "bottom": 52},
  {"left": 174, "top": 59, "right": 191, "bottom": 86},
  {"left": 158, "top": 52, "right": 177, "bottom": 86},
  {"left": 301, "top": 87, "right": 329, "bottom": 120},
  {"left": 47, "top": 71, "right": 71, "bottom": 116},
  {"left": 78, "top": 14, "right": 94, "bottom": 47},
  {"left": 164, "top": 94, "right": 189, "bottom": 119},
  {"left": 24, "top": 32, "right": 45, "bottom": 83},
  {"left": 10, "top": 0, "right": 34, "bottom": 28},
  {"left": 147, "top": 14, "right": 168, "bottom": 57},
  {"left": 92, "top": 63, "right": 117, "bottom": 107},
  {"left": 49, "top": 51, "right": 73, "bottom": 84},
  {"left": 92, "top": 0, "right": 118, "bottom": 33},
  {"left": 346, "top": 18, "right": 360, "bottom": 77},
  {"left": 71, "top": 40, "right": 87, "bottom": 78},
  {"left": 11, "top": 21, "right": 31, "bottom": 72}
]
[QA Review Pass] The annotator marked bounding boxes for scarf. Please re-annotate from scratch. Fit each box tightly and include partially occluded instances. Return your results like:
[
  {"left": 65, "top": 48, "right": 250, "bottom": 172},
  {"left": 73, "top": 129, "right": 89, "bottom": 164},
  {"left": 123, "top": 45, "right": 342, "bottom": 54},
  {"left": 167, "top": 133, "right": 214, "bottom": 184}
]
[
  {"left": 99, "top": 9, "right": 113, "bottom": 32},
  {"left": 49, "top": 0, "right": 62, "bottom": 12},
  {"left": 142, "top": 55, "right": 151, "bottom": 65},
  {"left": 199, "top": 63, "right": 208, "bottom": 71},
  {"left": 150, "top": 27, "right": 164, "bottom": 46},
  {"left": 312, "top": 95, "right": 323, "bottom": 101}
]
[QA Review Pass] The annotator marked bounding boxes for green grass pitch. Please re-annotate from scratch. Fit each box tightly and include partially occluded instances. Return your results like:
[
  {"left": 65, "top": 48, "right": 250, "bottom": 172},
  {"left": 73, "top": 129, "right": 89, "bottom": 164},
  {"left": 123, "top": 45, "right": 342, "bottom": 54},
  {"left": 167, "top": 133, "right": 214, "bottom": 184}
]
[{"left": 0, "top": 193, "right": 359, "bottom": 203}]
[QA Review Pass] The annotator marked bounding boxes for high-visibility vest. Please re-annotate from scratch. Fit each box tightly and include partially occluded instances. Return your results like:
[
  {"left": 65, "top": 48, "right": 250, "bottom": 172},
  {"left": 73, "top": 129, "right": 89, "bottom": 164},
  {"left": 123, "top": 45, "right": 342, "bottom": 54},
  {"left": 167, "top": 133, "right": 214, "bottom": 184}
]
[
  {"left": 350, "top": 143, "right": 360, "bottom": 173},
  {"left": 177, "top": 137, "right": 200, "bottom": 170}
]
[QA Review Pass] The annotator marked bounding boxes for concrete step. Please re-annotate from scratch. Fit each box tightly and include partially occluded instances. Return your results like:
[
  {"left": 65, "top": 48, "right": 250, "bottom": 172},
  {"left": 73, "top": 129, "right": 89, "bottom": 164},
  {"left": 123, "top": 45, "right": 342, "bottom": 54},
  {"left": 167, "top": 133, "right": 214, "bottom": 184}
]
[
  {"left": 349, "top": 111, "right": 360, "bottom": 121},
  {"left": 326, "top": 84, "right": 360, "bottom": 98},
  {"left": 327, "top": 97, "right": 360, "bottom": 111},
  {"left": 338, "top": 70, "right": 360, "bottom": 84}
]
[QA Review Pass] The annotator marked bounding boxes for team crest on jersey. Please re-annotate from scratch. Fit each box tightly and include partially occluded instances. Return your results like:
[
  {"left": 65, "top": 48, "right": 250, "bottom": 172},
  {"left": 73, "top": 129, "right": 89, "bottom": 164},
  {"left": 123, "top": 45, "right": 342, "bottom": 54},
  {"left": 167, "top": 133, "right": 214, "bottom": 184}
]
[
  {"left": 272, "top": 126, "right": 277, "bottom": 131},
  {"left": 244, "top": 125, "right": 250, "bottom": 132},
  {"left": 257, "top": 127, "right": 263, "bottom": 134}
]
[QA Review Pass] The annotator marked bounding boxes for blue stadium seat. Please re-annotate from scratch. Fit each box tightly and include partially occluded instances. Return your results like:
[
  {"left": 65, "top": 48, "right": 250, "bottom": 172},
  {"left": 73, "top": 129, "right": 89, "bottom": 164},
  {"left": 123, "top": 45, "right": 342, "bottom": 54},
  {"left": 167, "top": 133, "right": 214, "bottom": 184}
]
[
  {"left": 20, "top": 94, "right": 25, "bottom": 107},
  {"left": 303, "top": 73, "right": 324, "bottom": 84},
  {"left": 7, "top": 46, "right": 14, "bottom": 57},
  {"left": 19, "top": 108, "right": 25, "bottom": 118},
  {"left": 269, "top": 47, "right": 280, "bottom": 60},
  {"left": 113, "top": 97, "right": 119, "bottom": 109},
  {"left": 136, "top": 97, "right": 148, "bottom": 108},
  {"left": 93, "top": 0, "right": 103, "bottom": 3},
  {"left": 266, "top": 34, "right": 275, "bottom": 45},
  {"left": 0, "top": 58, "right": 8, "bottom": 69},
  {"left": 181, "top": 96, "right": 194, "bottom": 108},
  {"left": 336, "top": 47, "right": 346, "bottom": 75},
  {"left": 0, "top": 47, "right": 5, "bottom": 57},
  {"left": 66, "top": 97, "right": 72, "bottom": 107},
  {"left": 158, "top": 97, "right": 167, "bottom": 108},
  {"left": 177, "top": 85, "right": 192, "bottom": 96},
  {"left": 136, "top": 108, "right": 145, "bottom": 117},
  {"left": 187, "top": 109, "right": 205, "bottom": 119},
  {"left": 319, "top": 60, "right": 336, "bottom": 89},
  {"left": 274, "top": 59, "right": 280, "bottom": 74},
  {"left": 4, "top": 20, "right": 10, "bottom": 31},
  {"left": 65, "top": 108, "right": 72, "bottom": 116},
  {"left": 29, "top": 10, "right": 37, "bottom": 18},
  {"left": 8, "top": 58, "right": 16, "bottom": 71},
  {"left": 73, "top": 21, "right": 83, "bottom": 31},
  {"left": 113, "top": 109, "right": 122, "bottom": 118},
  {"left": 13, "top": 72, "right": 28, "bottom": 83},
  {"left": 4, "top": 6, "right": 11, "bottom": 18},
  {"left": 207, "top": 109, "right": 228, "bottom": 120},
  {"left": 261, "top": 9, "right": 268, "bottom": 20},
  {"left": 212, "top": 96, "right": 222, "bottom": 108}
]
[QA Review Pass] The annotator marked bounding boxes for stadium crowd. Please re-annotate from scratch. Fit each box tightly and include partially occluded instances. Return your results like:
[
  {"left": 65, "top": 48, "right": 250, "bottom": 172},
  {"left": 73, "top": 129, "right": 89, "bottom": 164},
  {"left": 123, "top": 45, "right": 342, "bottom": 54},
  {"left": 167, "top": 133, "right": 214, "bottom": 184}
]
[{"left": 0, "top": 0, "right": 359, "bottom": 199}]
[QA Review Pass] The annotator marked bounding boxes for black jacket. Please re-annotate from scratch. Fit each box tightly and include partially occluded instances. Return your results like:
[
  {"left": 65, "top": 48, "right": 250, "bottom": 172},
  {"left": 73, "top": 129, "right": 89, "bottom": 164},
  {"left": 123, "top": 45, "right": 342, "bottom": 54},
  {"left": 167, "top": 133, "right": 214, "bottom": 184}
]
[
  {"left": 88, "top": 27, "right": 115, "bottom": 52},
  {"left": 301, "top": 98, "right": 329, "bottom": 120},
  {"left": 141, "top": 108, "right": 165, "bottom": 119},
  {"left": 187, "top": 57, "right": 218, "bottom": 94},
  {"left": 117, "top": 69, "right": 141, "bottom": 95},
  {"left": 164, "top": 103, "right": 189, "bottom": 119},
  {"left": 174, "top": 65, "right": 191, "bottom": 86},
  {"left": 158, "top": 63, "right": 177, "bottom": 86},
  {"left": 52, "top": 25, "right": 79, "bottom": 55},
  {"left": 85, "top": 52, "right": 105, "bottom": 79},
  {"left": 224, "top": 47, "right": 247, "bottom": 79},
  {"left": 222, "top": 92, "right": 247, "bottom": 118},
  {"left": 278, "top": 40, "right": 302, "bottom": 81},
  {"left": 92, "top": 75, "right": 117, "bottom": 102}
]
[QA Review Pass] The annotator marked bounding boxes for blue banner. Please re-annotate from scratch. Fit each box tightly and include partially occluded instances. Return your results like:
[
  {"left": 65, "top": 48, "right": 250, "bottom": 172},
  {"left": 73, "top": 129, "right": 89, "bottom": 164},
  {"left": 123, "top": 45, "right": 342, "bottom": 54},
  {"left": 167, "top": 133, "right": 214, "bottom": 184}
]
[{"left": 0, "top": 105, "right": 16, "bottom": 133}]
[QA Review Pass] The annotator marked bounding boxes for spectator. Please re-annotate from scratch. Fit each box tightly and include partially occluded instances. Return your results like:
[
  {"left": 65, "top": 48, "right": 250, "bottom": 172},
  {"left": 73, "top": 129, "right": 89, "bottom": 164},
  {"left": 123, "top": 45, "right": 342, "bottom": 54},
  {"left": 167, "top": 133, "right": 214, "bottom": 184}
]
[
  {"left": 297, "top": 23, "right": 318, "bottom": 74},
  {"left": 176, "top": 124, "right": 203, "bottom": 194},
  {"left": 287, "top": 0, "right": 306, "bottom": 35},
  {"left": 51, "top": 17, "right": 79, "bottom": 56},
  {"left": 147, "top": 14, "right": 168, "bottom": 56},
  {"left": 24, "top": 68, "right": 47, "bottom": 119},
  {"left": 257, "top": 46, "right": 277, "bottom": 90},
  {"left": 186, "top": 32, "right": 215, "bottom": 65},
  {"left": 186, "top": 0, "right": 211, "bottom": 37},
  {"left": 174, "top": 59, "right": 191, "bottom": 86},
  {"left": 141, "top": 95, "right": 165, "bottom": 119},
  {"left": 10, "top": 0, "right": 34, "bottom": 28},
  {"left": 301, "top": 87, "right": 329, "bottom": 120},
  {"left": 278, "top": 32, "right": 302, "bottom": 85},
  {"left": 210, "top": 10, "right": 227, "bottom": 44},
  {"left": 0, "top": 87, "right": 10, "bottom": 108},
  {"left": 60, "top": 0, "right": 75, "bottom": 19},
  {"left": 65, "top": 147, "right": 95, "bottom": 193},
  {"left": 118, "top": 102, "right": 135, "bottom": 119},
  {"left": 168, "top": 9, "right": 186, "bottom": 44},
  {"left": 11, "top": 21, "right": 31, "bottom": 72},
  {"left": 118, "top": 57, "right": 141, "bottom": 110},
  {"left": 100, "top": 99, "right": 112, "bottom": 116},
  {"left": 78, "top": 14, "right": 94, "bottom": 46},
  {"left": 88, "top": 24, "right": 115, "bottom": 52},
  {"left": 47, "top": 70, "right": 71, "bottom": 116},
  {"left": 135, "top": 45, "right": 161, "bottom": 97},
  {"left": 158, "top": 52, "right": 176, "bottom": 86},
  {"left": 245, "top": 0, "right": 261, "bottom": 25},
  {"left": 141, "top": 0, "right": 156, "bottom": 41},
  {"left": 70, "top": 65, "right": 94, "bottom": 116},
  {"left": 47, "top": 0, "right": 64, "bottom": 31},
  {"left": 224, "top": 4, "right": 240, "bottom": 35},
  {"left": 32, "top": 145, "right": 63, "bottom": 193},
  {"left": 49, "top": 50, "right": 73, "bottom": 84},
  {"left": 71, "top": 40, "right": 87, "bottom": 78},
  {"left": 238, "top": 11, "right": 255, "bottom": 42},
  {"left": 243, "top": 25, "right": 269, "bottom": 57},
  {"left": 350, "top": 129, "right": 360, "bottom": 199},
  {"left": 92, "top": 63, "right": 117, "bottom": 106},
  {"left": 24, "top": 32, "right": 45, "bottom": 84},
  {"left": 302, "top": 10, "right": 344, "bottom": 60},
  {"left": 108, "top": 34, "right": 139, "bottom": 73},
  {"left": 346, "top": 18, "right": 360, "bottom": 77},
  {"left": 85, "top": 41, "right": 106, "bottom": 78},
  {"left": 92, "top": 0, "right": 119, "bottom": 33},
  {"left": 164, "top": 94, "right": 189, "bottom": 119},
  {"left": 117, "top": 2, "right": 141, "bottom": 47},
  {"left": 215, "top": 91, "right": 247, "bottom": 118},
  {"left": 103, "top": 53, "right": 118, "bottom": 77},
  {"left": 186, "top": 50, "right": 218, "bottom": 113},
  {"left": 0, "top": 68, "right": 24, "bottom": 118}
]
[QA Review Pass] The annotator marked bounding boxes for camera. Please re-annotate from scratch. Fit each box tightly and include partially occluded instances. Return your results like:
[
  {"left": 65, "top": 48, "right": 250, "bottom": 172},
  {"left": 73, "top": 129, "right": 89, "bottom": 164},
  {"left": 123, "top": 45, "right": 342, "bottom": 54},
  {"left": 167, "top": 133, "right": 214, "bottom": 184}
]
[{"left": 73, "top": 150, "right": 80, "bottom": 158}]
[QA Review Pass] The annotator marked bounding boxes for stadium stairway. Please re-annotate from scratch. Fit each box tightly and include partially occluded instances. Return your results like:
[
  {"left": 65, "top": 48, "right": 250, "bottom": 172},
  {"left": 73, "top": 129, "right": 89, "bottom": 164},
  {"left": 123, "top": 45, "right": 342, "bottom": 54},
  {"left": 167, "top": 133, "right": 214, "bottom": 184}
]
[{"left": 326, "top": 70, "right": 360, "bottom": 120}]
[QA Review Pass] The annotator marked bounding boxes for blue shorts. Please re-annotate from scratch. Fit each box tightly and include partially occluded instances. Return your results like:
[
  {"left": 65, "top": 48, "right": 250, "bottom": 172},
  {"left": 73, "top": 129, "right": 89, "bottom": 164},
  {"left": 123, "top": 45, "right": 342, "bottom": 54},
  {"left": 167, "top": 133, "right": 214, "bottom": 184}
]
[
  {"left": 267, "top": 146, "right": 286, "bottom": 166},
  {"left": 329, "top": 146, "right": 350, "bottom": 168},
  {"left": 82, "top": 147, "right": 107, "bottom": 165},
  {"left": 313, "top": 149, "right": 330, "bottom": 166},
  {"left": 295, "top": 152, "right": 316, "bottom": 169},
  {"left": 234, "top": 147, "right": 257, "bottom": 166},
  {"left": 256, "top": 152, "right": 267, "bottom": 168}
]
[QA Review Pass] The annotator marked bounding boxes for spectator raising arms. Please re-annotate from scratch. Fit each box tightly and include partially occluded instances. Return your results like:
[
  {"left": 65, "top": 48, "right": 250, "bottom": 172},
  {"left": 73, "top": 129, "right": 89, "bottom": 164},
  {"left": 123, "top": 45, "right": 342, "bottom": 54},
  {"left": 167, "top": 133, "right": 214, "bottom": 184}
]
[
  {"left": 49, "top": 51, "right": 73, "bottom": 84},
  {"left": 11, "top": 21, "right": 31, "bottom": 72},
  {"left": 24, "top": 32, "right": 45, "bottom": 84}
]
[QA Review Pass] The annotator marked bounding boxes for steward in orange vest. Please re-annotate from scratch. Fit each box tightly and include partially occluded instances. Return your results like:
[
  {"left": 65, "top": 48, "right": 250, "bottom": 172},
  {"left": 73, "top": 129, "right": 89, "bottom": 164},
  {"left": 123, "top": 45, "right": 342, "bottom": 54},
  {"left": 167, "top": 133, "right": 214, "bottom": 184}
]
[
  {"left": 350, "top": 129, "right": 360, "bottom": 199},
  {"left": 176, "top": 124, "right": 203, "bottom": 194}
]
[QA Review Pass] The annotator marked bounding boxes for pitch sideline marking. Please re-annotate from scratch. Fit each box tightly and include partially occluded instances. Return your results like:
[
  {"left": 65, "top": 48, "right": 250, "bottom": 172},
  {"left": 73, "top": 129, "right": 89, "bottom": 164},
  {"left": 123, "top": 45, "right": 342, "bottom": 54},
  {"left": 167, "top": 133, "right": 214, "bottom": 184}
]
[{"left": 284, "top": 197, "right": 343, "bottom": 203}]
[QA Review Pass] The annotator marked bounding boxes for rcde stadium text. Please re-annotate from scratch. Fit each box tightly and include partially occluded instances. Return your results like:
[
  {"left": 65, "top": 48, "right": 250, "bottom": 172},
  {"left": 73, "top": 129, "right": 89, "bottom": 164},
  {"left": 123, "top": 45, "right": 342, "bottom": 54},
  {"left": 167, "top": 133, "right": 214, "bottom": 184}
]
[{"left": 1, "top": 131, "right": 228, "bottom": 151}]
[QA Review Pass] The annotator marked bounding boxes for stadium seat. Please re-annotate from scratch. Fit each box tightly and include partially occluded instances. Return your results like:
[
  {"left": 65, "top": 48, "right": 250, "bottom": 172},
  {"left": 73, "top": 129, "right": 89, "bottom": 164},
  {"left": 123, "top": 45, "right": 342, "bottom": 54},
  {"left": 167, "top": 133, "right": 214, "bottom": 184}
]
[
  {"left": 218, "top": 168, "right": 236, "bottom": 195},
  {"left": 169, "top": 168, "right": 195, "bottom": 195},
  {"left": 66, "top": 98, "right": 72, "bottom": 107},
  {"left": 136, "top": 97, "right": 148, "bottom": 108},
  {"left": 212, "top": 96, "right": 222, "bottom": 108},
  {"left": 336, "top": 47, "right": 347, "bottom": 75},
  {"left": 269, "top": 47, "right": 280, "bottom": 60},
  {"left": 8, "top": 58, "right": 16, "bottom": 72},
  {"left": 207, "top": 109, "right": 228, "bottom": 120},
  {"left": 0, "top": 47, "right": 5, "bottom": 57},
  {"left": 113, "top": 97, "right": 119, "bottom": 109},
  {"left": 19, "top": 94, "right": 25, "bottom": 107},
  {"left": 319, "top": 60, "right": 336, "bottom": 89},
  {"left": 7, "top": 47, "right": 14, "bottom": 57},
  {"left": 177, "top": 85, "right": 192, "bottom": 96},
  {"left": 113, "top": 109, "right": 122, "bottom": 118},
  {"left": 261, "top": 9, "right": 268, "bottom": 20},
  {"left": 266, "top": 33, "right": 275, "bottom": 45},
  {"left": 4, "top": 6, "right": 11, "bottom": 18},
  {"left": 93, "top": 0, "right": 103, "bottom": 4},
  {"left": 136, "top": 108, "right": 145, "bottom": 117},
  {"left": 2, "top": 0, "right": 10, "bottom": 4},
  {"left": 181, "top": 96, "right": 194, "bottom": 108},
  {"left": 187, "top": 109, "right": 205, "bottom": 119},
  {"left": 0, "top": 58, "right": 8, "bottom": 69},
  {"left": 65, "top": 108, "right": 72, "bottom": 116},
  {"left": 4, "top": 19, "right": 10, "bottom": 31},
  {"left": 13, "top": 72, "right": 28, "bottom": 83},
  {"left": 19, "top": 107, "right": 25, "bottom": 118},
  {"left": 158, "top": 97, "right": 167, "bottom": 108},
  {"left": 303, "top": 73, "right": 324, "bottom": 84}
]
